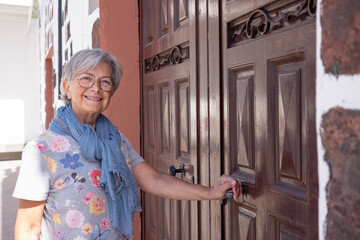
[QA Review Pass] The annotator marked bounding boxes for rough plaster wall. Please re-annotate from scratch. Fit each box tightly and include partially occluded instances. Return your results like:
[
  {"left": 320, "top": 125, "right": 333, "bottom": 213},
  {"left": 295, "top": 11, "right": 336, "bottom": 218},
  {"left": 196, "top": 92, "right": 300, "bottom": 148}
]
[
  {"left": 98, "top": 1, "right": 141, "bottom": 239},
  {"left": 321, "top": 108, "right": 360, "bottom": 239},
  {"left": 318, "top": 0, "right": 360, "bottom": 239},
  {"left": 321, "top": 0, "right": 360, "bottom": 75}
]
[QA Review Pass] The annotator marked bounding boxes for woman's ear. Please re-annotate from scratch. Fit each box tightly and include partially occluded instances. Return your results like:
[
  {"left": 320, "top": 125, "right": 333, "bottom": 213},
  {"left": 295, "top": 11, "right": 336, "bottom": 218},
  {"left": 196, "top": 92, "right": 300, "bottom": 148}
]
[{"left": 62, "top": 80, "right": 72, "bottom": 100}]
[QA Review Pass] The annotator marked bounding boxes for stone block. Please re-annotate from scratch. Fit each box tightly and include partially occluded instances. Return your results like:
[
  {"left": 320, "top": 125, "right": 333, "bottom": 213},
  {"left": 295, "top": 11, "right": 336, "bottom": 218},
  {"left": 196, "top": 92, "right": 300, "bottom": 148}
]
[
  {"left": 321, "top": 107, "right": 360, "bottom": 239},
  {"left": 321, "top": 0, "right": 360, "bottom": 75}
]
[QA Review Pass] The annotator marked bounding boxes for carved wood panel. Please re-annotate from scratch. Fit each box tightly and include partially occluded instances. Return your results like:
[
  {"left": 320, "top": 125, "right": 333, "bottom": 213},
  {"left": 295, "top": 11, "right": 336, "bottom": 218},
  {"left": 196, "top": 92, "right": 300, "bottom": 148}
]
[
  {"left": 269, "top": 53, "right": 307, "bottom": 199},
  {"left": 160, "top": 83, "right": 170, "bottom": 155},
  {"left": 238, "top": 207, "right": 256, "bottom": 240},
  {"left": 229, "top": 66, "right": 255, "bottom": 175},
  {"left": 159, "top": 0, "right": 169, "bottom": 38},
  {"left": 143, "top": 0, "right": 154, "bottom": 46},
  {"left": 175, "top": 79, "right": 190, "bottom": 163},
  {"left": 269, "top": 214, "right": 306, "bottom": 239},
  {"left": 174, "top": 0, "right": 189, "bottom": 30},
  {"left": 145, "top": 86, "right": 156, "bottom": 153}
]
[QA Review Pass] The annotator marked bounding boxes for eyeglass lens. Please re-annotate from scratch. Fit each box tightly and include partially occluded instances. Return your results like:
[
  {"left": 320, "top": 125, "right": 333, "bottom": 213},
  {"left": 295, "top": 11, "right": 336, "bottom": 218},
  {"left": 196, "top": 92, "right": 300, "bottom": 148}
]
[{"left": 77, "top": 74, "right": 113, "bottom": 91}]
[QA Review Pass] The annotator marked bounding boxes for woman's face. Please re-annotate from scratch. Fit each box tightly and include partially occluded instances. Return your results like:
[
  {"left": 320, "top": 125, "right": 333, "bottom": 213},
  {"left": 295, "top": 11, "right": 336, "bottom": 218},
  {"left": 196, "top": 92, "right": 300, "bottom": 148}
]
[{"left": 63, "top": 62, "right": 114, "bottom": 124}]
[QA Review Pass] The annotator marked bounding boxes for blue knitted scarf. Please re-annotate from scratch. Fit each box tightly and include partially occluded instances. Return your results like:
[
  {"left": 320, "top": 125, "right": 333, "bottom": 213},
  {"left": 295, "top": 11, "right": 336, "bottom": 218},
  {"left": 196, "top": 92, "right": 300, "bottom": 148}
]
[{"left": 49, "top": 105, "right": 141, "bottom": 239}]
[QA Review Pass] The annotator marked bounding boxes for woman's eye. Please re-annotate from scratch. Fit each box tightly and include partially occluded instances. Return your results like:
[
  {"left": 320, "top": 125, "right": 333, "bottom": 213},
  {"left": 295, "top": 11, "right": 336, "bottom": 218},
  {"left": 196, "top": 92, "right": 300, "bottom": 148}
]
[
  {"left": 101, "top": 79, "right": 112, "bottom": 86},
  {"left": 80, "top": 76, "right": 92, "bottom": 82}
]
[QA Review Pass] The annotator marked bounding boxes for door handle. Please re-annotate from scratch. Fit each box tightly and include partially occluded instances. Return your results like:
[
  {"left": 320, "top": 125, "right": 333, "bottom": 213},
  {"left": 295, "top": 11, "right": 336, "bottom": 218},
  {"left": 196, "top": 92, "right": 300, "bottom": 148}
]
[
  {"left": 221, "top": 181, "right": 247, "bottom": 205},
  {"left": 168, "top": 164, "right": 185, "bottom": 177}
]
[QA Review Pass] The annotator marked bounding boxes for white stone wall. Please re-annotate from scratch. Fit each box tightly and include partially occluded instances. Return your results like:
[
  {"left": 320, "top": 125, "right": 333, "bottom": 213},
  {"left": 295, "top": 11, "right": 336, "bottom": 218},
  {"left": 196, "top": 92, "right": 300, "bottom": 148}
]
[{"left": 316, "top": 0, "right": 360, "bottom": 238}]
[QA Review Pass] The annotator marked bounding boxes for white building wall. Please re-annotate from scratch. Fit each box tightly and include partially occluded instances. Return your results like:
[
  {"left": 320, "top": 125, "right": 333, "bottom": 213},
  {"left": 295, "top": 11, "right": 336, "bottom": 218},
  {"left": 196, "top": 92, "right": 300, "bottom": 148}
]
[
  {"left": 53, "top": 0, "right": 99, "bottom": 109},
  {"left": 38, "top": 0, "right": 47, "bottom": 132},
  {"left": 316, "top": 0, "right": 360, "bottom": 239},
  {"left": 0, "top": 1, "right": 40, "bottom": 239},
  {"left": 38, "top": 0, "right": 99, "bottom": 117},
  {"left": 0, "top": 4, "right": 40, "bottom": 151}
]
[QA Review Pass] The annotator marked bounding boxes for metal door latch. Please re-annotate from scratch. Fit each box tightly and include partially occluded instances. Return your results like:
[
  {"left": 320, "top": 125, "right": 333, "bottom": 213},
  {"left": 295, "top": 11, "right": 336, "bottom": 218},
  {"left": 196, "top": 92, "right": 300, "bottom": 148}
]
[{"left": 168, "top": 164, "right": 185, "bottom": 178}]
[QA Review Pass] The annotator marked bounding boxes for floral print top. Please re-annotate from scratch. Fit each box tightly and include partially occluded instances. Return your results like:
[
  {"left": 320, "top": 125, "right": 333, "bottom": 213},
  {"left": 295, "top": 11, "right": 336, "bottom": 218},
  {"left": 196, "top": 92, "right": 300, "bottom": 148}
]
[{"left": 13, "top": 130, "right": 144, "bottom": 240}]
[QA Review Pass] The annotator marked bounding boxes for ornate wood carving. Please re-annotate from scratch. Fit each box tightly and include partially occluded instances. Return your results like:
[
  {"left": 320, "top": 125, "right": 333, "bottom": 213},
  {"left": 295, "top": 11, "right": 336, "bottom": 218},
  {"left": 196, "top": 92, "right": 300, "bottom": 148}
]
[
  {"left": 228, "top": 0, "right": 317, "bottom": 47},
  {"left": 145, "top": 43, "right": 190, "bottom": 73}
]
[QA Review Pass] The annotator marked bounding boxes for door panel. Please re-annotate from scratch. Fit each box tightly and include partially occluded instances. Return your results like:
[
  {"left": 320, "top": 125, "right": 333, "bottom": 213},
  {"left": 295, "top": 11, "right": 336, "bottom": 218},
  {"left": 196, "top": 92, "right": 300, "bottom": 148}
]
[
  {"left": 175, "top": 79, "right": 190, "bottom": 164},
  {"left": 222, "top": 0, "right": 317, "bottom": 239},
  {"left": 141, "top": 0, "right": 198, "bottom": 239},
  {"left": 269, "top": 54, "right": 307, "bottom": 197}
]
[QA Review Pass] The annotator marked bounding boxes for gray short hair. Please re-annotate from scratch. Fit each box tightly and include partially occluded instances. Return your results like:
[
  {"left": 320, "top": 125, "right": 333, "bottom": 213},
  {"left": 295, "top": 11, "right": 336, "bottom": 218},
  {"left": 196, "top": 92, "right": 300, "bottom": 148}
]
[{"left": 60, "top": 48, "right": 123, "bottom": 105}]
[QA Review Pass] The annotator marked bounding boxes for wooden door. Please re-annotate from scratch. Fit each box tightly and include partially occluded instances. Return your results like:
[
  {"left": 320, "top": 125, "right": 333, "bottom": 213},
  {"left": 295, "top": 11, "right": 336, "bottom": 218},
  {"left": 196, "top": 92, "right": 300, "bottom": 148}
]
[
  {"left": 222, "top": 0, "right": 318, "bottom": 239},
  {"left": 140, "top": 0, "right": 201, "bottom": 239},
  {"left": 140, "top": 0, "right": 318, "bottom": 239}
]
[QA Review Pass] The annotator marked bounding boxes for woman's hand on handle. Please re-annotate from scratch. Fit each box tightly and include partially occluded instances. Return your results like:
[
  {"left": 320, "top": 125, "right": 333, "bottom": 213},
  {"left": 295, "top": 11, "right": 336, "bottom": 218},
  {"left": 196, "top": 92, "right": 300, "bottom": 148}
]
[{"left": 209, "top": 174, "right": 241, "bottom": 201}]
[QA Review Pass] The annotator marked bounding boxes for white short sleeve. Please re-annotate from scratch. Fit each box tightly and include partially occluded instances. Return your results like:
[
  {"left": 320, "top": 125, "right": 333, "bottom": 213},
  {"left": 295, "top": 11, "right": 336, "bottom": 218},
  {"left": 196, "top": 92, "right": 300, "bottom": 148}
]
[
  {"left": 13, "top": 141, "right": 51, "bottom": 201},
  {"left": 120, "top": 133, "right": 144, "bottom": 169}
]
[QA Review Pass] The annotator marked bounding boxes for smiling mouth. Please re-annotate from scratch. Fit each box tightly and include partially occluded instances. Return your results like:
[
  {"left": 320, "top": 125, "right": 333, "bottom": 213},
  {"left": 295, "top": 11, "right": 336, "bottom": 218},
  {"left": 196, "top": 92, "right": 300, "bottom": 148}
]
[{"left": 84, "top": 96, "right": 103, "bottom": 101}]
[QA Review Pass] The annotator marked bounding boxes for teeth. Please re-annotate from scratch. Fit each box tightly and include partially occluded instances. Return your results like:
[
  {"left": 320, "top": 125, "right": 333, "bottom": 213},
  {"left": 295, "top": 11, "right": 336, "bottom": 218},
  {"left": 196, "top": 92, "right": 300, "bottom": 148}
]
[{"left": 85, "top": 96, "right": 102, "bottom": 101}]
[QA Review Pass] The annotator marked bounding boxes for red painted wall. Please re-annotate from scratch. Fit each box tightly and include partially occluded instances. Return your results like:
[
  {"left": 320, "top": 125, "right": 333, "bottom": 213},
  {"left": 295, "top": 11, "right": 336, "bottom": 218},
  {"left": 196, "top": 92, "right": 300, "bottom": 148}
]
[
  {"left": 45, "top": 58, "right": 54, "bottom": 129},
  {"left": 99, "top": 1, "right": 141, "bottom": 239}
]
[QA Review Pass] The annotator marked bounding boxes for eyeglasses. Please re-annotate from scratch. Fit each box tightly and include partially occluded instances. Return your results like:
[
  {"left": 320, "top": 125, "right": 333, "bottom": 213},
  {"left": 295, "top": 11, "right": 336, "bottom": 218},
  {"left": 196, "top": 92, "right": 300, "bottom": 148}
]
[{"left": 76, "top": 73, "right": 113, "bottom": 92}]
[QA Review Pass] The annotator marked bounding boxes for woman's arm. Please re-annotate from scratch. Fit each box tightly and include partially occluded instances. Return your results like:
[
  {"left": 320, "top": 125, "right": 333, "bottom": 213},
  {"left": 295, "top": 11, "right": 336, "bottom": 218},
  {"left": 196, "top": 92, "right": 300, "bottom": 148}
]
[
  {"left": 14, "top": 199, "right": 46, "bottom": 240},
  {"left": 132, "top": 162, "right": 241, "bottom": 201}
]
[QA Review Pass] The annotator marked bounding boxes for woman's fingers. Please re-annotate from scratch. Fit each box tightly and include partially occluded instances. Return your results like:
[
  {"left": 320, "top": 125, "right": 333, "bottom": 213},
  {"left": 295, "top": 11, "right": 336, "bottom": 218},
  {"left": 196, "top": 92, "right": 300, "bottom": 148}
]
[
  {"left": 232, "top": 181, "right": 241, "bottom": 201},
  {"left": 220, "top": 175, "right": 242, "bottom": 201}
]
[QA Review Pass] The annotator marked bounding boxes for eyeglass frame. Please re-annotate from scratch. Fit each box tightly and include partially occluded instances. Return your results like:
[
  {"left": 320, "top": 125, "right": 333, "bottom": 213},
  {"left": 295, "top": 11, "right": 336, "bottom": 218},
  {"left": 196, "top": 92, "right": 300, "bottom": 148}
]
[{"left": 75, "top": 72, "right": 114, "bottom": 92}]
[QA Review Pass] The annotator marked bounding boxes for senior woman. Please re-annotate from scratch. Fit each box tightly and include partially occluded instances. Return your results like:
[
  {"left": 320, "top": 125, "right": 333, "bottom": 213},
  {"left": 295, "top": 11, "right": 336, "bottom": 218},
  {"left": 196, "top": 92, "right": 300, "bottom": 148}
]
[{"left": 13, "top": 49, "right": 241, "bottom": 240}]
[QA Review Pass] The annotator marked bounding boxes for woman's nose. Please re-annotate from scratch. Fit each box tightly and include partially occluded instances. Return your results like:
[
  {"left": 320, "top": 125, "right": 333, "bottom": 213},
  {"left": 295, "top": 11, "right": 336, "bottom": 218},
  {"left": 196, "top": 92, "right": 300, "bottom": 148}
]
[{"left": 89, "top": 79, "right": 102, "bottom": 91}]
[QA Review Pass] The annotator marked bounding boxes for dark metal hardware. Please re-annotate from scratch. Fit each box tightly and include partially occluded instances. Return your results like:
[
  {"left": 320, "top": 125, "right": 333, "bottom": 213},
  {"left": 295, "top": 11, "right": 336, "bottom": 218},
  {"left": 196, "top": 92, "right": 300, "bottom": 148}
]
[
  {"left": 221, "top": 181, "right": 248, "bottom": 205},
  {"left": 168, "top": 164, "right": 185, "bottom": 178}
]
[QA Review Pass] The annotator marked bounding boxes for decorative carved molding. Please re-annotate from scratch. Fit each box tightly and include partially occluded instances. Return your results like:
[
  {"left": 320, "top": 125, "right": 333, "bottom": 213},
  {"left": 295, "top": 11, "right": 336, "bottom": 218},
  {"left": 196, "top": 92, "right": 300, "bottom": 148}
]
[
  {"left": 229, "top": 0, "right": 316, "bottom": 47},
  {"left": 145, "top": 43, "right": 189, "bottom": 73}
]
